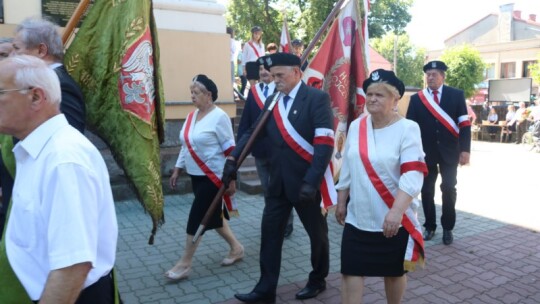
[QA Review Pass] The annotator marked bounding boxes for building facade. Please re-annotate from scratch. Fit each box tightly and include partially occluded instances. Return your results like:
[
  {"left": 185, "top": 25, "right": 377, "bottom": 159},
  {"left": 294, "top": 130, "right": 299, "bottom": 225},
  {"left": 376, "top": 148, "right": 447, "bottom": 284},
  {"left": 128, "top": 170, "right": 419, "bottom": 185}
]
[{"left": 427, "top": 3, "right": 540, "bottom": 102}]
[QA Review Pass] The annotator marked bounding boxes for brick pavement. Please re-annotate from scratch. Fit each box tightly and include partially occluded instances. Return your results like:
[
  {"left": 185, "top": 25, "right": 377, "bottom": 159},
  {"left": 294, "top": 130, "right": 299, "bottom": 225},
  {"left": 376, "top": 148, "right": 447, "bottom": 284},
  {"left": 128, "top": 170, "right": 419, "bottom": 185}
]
[{"left": 115, "top": 141, "right": 540, "bottom": 303}]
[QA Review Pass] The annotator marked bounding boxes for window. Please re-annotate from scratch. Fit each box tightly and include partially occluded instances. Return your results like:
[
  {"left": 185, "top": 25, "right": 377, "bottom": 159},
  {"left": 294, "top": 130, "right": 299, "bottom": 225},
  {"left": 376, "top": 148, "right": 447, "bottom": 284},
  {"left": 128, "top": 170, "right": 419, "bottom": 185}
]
[
  {"left": 523, "top": 60, "right": 537, "bottom": 77},
  {"left": 484, "top": 63, "right": 495, "bottom": 80},
  {"left": 500, "top": 62, "right": 516, "bottom": 78}
]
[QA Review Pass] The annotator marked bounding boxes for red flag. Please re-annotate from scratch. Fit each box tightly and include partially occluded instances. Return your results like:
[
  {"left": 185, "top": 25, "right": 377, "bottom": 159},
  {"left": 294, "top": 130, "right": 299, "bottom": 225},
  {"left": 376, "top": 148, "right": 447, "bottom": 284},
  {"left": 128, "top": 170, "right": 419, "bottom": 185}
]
[
  {"left": 279, "top": 18, "right": 291, "bottom": 53},
  {"left": 303, "top": 0, "right": 369, "bottom": 179}
]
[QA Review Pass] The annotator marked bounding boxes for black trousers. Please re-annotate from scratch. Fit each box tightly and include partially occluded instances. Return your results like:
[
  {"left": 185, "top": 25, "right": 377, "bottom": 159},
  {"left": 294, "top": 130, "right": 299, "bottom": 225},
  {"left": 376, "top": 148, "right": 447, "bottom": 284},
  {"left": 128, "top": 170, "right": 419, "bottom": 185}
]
[
  {"left": 253, "top": 192, "right": 329, "bottom": 295},
  {"left": 421, "top": 162, "right": 458, "bottom": 231},
  {"left": 33, "top": 271, "right": 120, "bottom": 304}
]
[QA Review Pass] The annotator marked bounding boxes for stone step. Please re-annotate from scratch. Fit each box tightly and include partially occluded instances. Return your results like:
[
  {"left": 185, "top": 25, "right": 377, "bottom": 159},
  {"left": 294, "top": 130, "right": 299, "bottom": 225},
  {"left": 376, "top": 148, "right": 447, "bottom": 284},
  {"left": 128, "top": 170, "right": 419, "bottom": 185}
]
[{"left": 237, "top": 178, "right": 263, "bottom": 195}]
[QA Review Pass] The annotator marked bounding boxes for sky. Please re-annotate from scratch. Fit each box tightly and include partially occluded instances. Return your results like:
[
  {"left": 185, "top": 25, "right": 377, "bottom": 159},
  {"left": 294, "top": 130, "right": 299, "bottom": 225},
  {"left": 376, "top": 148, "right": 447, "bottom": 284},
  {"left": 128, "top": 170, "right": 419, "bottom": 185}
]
[
  {"left": 218, "top": 0, "right": 540, "bottom": 50},
  {"left": 406, "top": 0, "right": 540, "bottom": 50}
]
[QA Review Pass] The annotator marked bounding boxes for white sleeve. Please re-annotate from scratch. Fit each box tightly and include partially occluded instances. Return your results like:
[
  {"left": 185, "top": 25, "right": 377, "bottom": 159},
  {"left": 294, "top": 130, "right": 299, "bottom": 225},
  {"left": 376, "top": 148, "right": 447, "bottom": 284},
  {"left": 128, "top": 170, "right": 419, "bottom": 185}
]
[
  {"left": 216, "top": 112, "right": 235, "bottom": 153},
  {"left": 398, "top": 122, "right": 425, "bottom": 198},
  {"left": 175, "top": 122, "right": 188, "bottom": 169},
  {"left": 336, "top": 121, "right": 358, "bottom": 191}
]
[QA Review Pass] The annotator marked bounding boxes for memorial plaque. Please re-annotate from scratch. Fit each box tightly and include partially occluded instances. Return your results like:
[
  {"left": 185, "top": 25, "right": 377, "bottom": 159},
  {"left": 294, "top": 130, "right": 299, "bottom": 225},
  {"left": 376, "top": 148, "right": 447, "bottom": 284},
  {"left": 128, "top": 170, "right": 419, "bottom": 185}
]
[
  {"left": 42, "top": 0, "right": 93, "bottom": 27},
  {"left": 0, "top": 0, "right": 4, "bottom": 24}
]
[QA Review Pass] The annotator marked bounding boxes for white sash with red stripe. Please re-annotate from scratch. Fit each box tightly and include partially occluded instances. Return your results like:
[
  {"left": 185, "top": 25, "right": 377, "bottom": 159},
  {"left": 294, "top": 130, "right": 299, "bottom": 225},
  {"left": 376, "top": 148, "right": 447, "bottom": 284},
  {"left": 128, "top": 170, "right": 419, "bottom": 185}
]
[
  {"left": 418, "top": 89, "right": 459, "bottom": 138},
  {"left": 358, "top": 116, "right": 425, "bottom": 268},
  {"left": 272, "top": 97, "right": 337, "bottom": 209},
  {"left": 184, "top": 111, "right": 237, "bottom": 214},
  {"left": 247, "top": 41, "right": 262, "bottom": 58},
  {"left": 250, "top": 85, "right": 266, "bottom": 110}
]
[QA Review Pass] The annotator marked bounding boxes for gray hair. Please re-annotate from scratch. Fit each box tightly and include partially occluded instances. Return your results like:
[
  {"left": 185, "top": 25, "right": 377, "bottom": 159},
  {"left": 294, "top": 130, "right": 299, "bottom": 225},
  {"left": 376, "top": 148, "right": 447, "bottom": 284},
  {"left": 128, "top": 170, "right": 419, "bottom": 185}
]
[
  {"left": 15, "top": 17, "right": 64, "bottom": 62},
  {"left": 9, "top": 55, "right": 61, "bottom": 105}
]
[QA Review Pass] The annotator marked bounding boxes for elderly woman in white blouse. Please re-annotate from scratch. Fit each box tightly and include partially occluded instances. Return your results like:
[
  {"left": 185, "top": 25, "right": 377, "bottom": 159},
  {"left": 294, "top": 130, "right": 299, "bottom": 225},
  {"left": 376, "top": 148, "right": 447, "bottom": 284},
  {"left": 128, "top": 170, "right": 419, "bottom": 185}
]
[
  {"left": 335, "top": 69, "right": 427, "bottom": 304},
  {"left": 165, "top": 75, "right": 244, "bottom": 281}
]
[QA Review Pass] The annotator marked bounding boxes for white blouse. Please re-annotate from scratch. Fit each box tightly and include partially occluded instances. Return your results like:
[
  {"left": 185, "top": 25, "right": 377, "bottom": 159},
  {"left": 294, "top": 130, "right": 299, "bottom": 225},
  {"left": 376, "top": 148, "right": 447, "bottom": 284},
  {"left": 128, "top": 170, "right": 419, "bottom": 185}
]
[
  {"left": 175, "top": 107, "right": 235, "bottom": 177},
  {"left": 336, "top": 117, "right": 425, "bottom": 232}
]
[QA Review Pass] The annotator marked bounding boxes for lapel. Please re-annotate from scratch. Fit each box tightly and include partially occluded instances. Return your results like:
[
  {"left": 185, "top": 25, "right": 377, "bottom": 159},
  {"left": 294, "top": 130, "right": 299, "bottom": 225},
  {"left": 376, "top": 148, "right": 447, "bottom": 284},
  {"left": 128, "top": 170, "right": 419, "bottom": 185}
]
[
  {"left": 439, "top": 85, "right": 448, "bottom": 107},
  {"left": 288, "top": 82, "right": 308, "bottom": 125}
]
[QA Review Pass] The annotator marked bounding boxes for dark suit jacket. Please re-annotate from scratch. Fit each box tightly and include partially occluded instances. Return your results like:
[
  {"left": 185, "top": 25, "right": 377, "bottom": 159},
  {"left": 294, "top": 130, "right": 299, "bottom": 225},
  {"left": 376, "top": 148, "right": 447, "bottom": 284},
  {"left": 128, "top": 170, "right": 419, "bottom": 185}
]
[
  {"left": 237, "top": 84, "right": 274, "bottom": 159},
  {"left": 233, "top": 82, "right": 333, "bottom": 202},
  {"left": 54, "top": 65, "right": 86, "bottom": 133},
  {"left": 406, "top": 85, "right": 471, "bottom": 166}
]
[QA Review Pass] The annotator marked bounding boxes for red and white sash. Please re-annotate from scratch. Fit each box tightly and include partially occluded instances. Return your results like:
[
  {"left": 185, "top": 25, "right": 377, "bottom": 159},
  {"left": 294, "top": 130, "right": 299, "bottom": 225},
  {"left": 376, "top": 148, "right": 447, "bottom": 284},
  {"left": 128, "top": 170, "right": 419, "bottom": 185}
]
[
  {"left": 272, "top": 96, "right": 337, "bottom": 209},
  {"left": 418, "top": 89, "right": 460, "bottom": 137},
  {"left": 184, "top": 111, "right": 237, "bottom": 214},
  {"left": 250, "top": 84, "right": 266, "bottom": 110},
  {"left": 247, "top": 41, "right": 262, "bottom": 58},
  {"left": 358, "top": 116, "right": 425, "bottom": 269}
]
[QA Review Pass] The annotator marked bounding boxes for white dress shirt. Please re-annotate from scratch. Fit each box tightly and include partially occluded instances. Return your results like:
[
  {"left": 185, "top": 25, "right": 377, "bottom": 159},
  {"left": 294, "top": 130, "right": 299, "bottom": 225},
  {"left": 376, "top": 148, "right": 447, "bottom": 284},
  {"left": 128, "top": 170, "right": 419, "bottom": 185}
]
[{"left": 6, "top": 114, "right": 118, "bottom": 300}]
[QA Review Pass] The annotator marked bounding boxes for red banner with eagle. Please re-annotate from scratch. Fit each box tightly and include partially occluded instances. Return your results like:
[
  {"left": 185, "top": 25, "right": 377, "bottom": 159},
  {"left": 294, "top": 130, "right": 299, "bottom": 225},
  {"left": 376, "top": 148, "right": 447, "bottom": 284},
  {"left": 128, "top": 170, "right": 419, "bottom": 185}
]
[{"left": 303, "top": 0, "right": 369, "bottom": 180}]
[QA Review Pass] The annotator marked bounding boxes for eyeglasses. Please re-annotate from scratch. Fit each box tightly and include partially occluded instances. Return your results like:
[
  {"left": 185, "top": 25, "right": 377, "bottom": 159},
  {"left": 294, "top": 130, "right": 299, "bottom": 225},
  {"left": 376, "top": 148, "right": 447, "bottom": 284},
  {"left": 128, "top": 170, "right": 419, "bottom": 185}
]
[{"left": 0, "top": 87, "right": 32, "bottom": 95}]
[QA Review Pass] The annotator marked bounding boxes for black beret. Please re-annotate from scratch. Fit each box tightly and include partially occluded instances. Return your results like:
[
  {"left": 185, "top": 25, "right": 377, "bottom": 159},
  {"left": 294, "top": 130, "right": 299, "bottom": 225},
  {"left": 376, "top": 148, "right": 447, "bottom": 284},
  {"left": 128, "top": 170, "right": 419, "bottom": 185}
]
[
  {"left": 362, "top": 69, "right": 405, "bottom": 98},
  {"left": 423, "top": 60, "right": 447, "bottom": 72},
  {"left": 251, "top": 26, "right": 262, "bottom": 33},
  {"left": 193, "top": 74, "right": 218, "bottom": 101},
  {"left": 262, "top": 53, "right": 301, "bottom": 71}
]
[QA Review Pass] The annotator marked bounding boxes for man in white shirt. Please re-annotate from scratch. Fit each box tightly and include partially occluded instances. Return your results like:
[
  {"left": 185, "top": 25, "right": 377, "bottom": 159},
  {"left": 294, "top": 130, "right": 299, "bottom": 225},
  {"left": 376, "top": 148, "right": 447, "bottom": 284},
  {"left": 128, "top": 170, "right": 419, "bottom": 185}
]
[{"left": 0, "top": 55, "right": 118, "bottom": 303}]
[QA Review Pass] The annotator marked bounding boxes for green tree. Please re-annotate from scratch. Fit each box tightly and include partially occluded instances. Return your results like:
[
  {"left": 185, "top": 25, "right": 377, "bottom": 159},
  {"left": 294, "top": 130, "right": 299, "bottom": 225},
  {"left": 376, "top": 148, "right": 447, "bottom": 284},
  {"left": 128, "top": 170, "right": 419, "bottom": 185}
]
[
  {"left": 371, "top": 33, "right": 425, "bottom": 88},
  {"left": 367, "top": 0, "right": 413, "bottom": 38},
  {"left": 225, "top": 0, "right": 413, "bottom": 48},
  {"left": 439, "top": 45, "right": 485, "bottom": 98},
  {"left": 226, "top": 0, "right": 282, "bottom": 44},
  {"left": 528, "top": 53, "right": 540, "bottom": 85}
]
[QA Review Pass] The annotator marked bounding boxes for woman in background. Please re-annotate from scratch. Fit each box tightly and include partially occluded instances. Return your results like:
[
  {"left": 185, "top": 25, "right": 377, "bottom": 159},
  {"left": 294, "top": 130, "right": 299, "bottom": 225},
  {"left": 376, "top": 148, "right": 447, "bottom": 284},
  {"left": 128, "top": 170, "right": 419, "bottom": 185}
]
[{"left": 166, "top": 75, "right": 244, "bottom": 281}]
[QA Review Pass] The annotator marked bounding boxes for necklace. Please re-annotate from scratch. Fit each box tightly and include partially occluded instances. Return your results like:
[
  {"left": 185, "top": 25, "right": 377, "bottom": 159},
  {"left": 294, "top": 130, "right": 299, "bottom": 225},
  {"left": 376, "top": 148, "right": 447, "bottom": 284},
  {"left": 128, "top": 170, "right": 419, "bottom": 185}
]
[{"left": 373, "top": 113, "right": 398, "bottom": 129}]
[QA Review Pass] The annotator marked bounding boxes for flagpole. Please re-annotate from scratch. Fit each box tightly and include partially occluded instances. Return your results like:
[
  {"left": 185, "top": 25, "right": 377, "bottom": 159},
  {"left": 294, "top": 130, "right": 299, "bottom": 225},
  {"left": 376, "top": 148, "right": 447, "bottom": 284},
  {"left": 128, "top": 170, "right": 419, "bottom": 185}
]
[
  {"left": 62, "top": 0, "right": 92, "bottom": 45},
  {"left": 301, "top": 0, "right": 348, "bottom": 66},
  {"left": 193, "top": 93, "right": 282, "bottom": 243}
]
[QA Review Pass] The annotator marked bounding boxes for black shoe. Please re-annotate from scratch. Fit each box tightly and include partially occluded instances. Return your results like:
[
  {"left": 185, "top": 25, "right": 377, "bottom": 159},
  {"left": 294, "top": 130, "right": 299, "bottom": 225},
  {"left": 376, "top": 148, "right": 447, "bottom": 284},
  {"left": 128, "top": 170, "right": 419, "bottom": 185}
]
[
  {"left": 443, "top": 230, "right": 453, "bottom": 245},
  {"left": 284, "top": 224, "right": 293, "bottom": 238},
  {"left": 423, "top": 229, "right": 435, "bottom": 241},
  {"left": 295, "top": 284, "right": 326, "bottom": 300},
  {"left": 234, "top": 291, "right": 275, "bottom": 303}
]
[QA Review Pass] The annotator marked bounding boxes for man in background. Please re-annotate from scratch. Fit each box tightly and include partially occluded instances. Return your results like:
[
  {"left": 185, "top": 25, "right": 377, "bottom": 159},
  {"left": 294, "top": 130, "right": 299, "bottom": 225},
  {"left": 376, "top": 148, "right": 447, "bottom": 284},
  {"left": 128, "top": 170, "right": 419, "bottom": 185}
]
[{"left": 406, "top": 60, "right": 471, "bottom": 246}]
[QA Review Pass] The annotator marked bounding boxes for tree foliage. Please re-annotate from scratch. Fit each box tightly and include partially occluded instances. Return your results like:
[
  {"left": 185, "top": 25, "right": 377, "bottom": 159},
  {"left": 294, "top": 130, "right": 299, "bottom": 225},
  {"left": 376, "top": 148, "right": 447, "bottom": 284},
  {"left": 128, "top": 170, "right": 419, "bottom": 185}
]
[
  {"left": 528, "top": 53, "right": 540, "bottom": 86},
  {"left": 371, "top": 33, "right": 425, "bottom": 88},
  {"left": 367, "top": 0, "right": 412, "bottom": 38},
  {"left": 225, "top": 0, "right": 413, "bottom": 49},
  {"left": 439, "top": 45, "right": 486, "bottom": 98}
]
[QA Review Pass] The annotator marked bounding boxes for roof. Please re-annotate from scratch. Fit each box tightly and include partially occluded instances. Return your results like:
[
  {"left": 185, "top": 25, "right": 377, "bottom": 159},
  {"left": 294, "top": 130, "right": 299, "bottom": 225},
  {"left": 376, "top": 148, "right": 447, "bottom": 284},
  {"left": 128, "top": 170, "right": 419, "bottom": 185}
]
[{"left": 369, "top": 46, "right": 392, "bottom": 71}]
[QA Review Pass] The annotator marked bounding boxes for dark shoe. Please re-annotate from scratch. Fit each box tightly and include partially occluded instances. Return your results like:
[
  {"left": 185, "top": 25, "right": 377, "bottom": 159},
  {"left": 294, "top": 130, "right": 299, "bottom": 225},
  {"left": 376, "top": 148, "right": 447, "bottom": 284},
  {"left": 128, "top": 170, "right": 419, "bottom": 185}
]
[
  {"left": 423, "top": 229, "right": 435, "bottom": 241},
  {"left": 284, "top": 224, "right": 293, "bottom": 238},
  {"left": 443, "top": 230, "right": 453, "bottom": 245},
  {"left": 295, "top": 284, "right": 326, "bottom": 300},
  {"left": 234, "top": 291, "right": 275, "bottom": 303}
]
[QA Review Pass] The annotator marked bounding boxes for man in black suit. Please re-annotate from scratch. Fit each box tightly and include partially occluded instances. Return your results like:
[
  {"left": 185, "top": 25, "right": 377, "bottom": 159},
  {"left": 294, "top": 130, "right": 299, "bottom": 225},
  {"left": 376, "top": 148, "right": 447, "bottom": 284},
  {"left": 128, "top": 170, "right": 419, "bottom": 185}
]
[
  {"left": 12, "top": 17, "right": 85, "bottom": 133},
  {"left": 406, "top": 60, "right": 471, "bottom": 245},
  {"left": 223, "top": 53, "right": 334, "bottom": 303},
  {"left": 0, "top": 18, "right": 86, "bottom": 236}
]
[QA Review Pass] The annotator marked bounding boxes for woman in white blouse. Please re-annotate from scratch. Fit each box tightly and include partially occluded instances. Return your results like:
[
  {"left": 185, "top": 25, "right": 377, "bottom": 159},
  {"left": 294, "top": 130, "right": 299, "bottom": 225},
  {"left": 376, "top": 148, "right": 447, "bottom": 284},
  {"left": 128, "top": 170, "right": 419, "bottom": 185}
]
[
  {"left": 335, "top": 69, "right": 427, "bottom": 304},
  {"left": 165, "top": 75, "right": 244, "bottom": 281}
]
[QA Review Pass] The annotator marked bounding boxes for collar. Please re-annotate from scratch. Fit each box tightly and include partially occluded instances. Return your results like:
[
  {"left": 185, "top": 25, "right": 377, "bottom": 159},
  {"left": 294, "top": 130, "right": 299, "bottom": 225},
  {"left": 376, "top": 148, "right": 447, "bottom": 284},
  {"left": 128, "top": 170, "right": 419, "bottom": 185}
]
[
  {"left": 284, "top": 80, "right": 302, "bottom": 100},
  {"left": 15, "top": 114, "right": 68, "bottom": 160},
  {"left": 49, "top": 62, "right": 62, "bottom": 69},
  {"left": 428, "top": 85, "right": 443, "bottom": 95}
]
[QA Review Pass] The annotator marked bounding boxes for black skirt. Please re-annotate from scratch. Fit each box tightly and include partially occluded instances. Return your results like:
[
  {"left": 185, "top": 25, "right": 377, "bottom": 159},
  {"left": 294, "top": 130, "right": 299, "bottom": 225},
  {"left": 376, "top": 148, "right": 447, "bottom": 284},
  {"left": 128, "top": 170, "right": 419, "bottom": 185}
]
[
  {"left": 186, "top": 175, "right": 229, "bottom": 235},
  {"left": 341, "top": 223, "right": 408, "bottom": 277}
]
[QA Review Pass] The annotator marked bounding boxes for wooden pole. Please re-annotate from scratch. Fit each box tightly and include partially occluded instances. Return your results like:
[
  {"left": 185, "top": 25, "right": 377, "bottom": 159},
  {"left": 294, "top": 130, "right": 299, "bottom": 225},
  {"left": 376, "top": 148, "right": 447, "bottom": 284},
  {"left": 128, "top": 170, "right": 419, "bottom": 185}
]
[
  {"left": 300, "top": 0, "right": 347, "bottom": 66},
  {"left": 193, "top": 93, "right": 282, "bottom": 243},
  {"left": 62, "top": 0, "right": 92, "bottom": 45}
]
